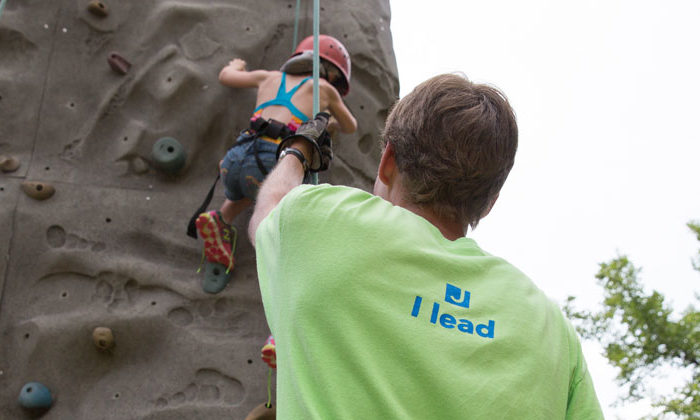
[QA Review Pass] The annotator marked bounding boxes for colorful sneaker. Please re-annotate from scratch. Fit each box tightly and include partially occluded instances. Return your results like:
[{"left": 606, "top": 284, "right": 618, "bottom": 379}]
[
  {"left": 261, "top": 335, "right": 276, "bottom": 369},
  {"left": 195, "top": 210, "right": 236, "bottom": 273}
]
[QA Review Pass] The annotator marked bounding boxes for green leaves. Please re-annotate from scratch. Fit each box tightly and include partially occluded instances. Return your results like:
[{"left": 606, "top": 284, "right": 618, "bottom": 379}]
[{"left": 565, "top": 223, "right": 700, "bottom": 418}]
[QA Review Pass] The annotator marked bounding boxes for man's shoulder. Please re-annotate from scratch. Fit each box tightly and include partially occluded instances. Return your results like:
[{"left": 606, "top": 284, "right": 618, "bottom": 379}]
[{"left": 284, "top": 183, "right": 372, "bottom": 204}]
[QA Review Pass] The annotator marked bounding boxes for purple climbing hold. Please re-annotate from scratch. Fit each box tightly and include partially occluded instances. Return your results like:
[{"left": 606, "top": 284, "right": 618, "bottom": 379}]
[
  {"left": 108, "top": 52, "right": 131, "bottom": 75},
  {"left": 87, "top": 1, "right": 109, "bottom": 18}
]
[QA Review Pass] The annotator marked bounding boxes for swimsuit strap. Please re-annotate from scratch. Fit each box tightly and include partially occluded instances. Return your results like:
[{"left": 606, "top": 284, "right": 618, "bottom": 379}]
[{"left": 253, "top": 73, "right": 312, "bottom": 122}]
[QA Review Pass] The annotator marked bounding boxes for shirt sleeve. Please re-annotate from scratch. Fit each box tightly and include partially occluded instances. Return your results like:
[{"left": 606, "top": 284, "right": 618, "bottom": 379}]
[
  {"left": 254, "top": 184, "right": 317, "bottom": 335},
  {"left": 565, "top": 325, "right": 605, "bottom": 420}
]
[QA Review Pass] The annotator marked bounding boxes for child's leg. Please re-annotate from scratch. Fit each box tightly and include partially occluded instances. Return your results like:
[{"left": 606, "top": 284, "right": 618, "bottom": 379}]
[{"left": 220, "top": 197, "right": 252, "bottom": 225}]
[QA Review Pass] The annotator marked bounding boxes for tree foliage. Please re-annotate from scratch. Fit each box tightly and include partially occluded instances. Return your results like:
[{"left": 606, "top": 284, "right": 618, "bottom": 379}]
[{"left": 565, "top": 222, "right": 700, "bottom": 419}]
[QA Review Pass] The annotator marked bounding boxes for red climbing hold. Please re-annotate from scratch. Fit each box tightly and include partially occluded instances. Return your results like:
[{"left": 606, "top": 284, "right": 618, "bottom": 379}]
[{"left": 108, "top": 52, "right": 131, "bottom": 75}]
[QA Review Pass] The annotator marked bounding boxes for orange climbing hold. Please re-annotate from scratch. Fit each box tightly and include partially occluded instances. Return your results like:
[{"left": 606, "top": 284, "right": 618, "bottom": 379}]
[
  {"left": 87, "top": 1, "right": 109, "bottom": 18},
  {"left": 261, "top": 335, "right": 276, "bottom": 369},
  {"left": 244, "top": 402, "right": 276, "bottom": 420}
]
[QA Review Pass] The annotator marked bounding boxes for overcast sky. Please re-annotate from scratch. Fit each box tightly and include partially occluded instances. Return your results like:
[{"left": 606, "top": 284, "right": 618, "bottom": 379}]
[{"left": 390, "top": 1, "right": 700, "bottom": 418}]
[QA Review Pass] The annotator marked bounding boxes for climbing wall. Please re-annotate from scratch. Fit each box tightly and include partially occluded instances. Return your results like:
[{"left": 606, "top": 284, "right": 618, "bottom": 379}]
[{"left": 0, "top": 0, "right": 398, "bottom": 418}]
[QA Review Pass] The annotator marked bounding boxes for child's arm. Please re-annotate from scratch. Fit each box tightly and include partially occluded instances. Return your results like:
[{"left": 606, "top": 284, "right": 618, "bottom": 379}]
[
  {"left": 219, "top": 58, "right": 271, "bottom": 88},
  {"left": 323, "top": 84, "right": 358, "bottom": 134}
]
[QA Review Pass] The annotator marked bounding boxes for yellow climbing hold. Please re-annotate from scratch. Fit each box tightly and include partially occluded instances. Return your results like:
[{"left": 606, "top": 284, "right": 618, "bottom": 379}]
[
  {"left": 0, "top": 155, "right": 20, "bottom": 173},
  {"left": 21, "top": 182, "right": 55, "bottom": 200},
  {"left": 92, "top": 327, "right": 115, "bottom": 351}
]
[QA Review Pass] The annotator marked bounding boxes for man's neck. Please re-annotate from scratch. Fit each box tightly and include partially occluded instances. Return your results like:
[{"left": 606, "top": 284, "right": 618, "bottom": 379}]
[{"left": 398, "top": 199, "right": 466, "bottom": 241}]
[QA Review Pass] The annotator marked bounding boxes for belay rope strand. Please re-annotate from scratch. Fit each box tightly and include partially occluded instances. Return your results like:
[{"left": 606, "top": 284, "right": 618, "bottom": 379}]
[
  {"left": 0, "top": 0, "right": 8, "bottom": 21},
  {"left": 311, "top": 0, "right": 320, "bottom": 184},
  {"left": 290, "top": 0, "right": 321, "bottom": 185},
  {"left": 266, "top": 367, "right": 273, "bottom": 408},
  {"left": 257, "top": 2, "right": 322, "bottom": 414},
  {"left": 292, "top": 0, "right": 301, "bottom": 53}
]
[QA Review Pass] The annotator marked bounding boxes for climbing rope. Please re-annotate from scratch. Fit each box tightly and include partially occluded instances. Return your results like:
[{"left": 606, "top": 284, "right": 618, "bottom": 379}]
[
  {"left": 311, "top": 0, "right": 320, "bottom": 184},
  {"left": 256, "top": 4, "right": 321, "bottom": 412},
  {"left": 0, "top": 0, "right": 8, "bottom": 21},
  {"left": 292, "top": 0, "right": 301, "bottom": 53}
]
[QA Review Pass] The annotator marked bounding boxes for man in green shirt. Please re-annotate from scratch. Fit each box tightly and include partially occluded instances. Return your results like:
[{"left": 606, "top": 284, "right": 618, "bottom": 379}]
[{"left": 249, "top": 73, "right": 604, "bottom": 419}]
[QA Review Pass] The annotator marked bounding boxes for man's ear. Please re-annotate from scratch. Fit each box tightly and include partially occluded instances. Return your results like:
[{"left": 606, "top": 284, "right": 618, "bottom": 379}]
[{"left": 378, "top": 142, "right": 397, "bottom": 186}]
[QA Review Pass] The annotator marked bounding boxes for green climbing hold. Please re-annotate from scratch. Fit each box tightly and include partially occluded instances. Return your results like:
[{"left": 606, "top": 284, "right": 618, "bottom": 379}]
[
  {"left": 202, "top": 261, "right": 231, "bottom": 294},
  {"left": 151, "top": 137, "right": 186, "bottom": 174},
  {"left": 18, "top": 382, "right": 53, "bottom": 410}
]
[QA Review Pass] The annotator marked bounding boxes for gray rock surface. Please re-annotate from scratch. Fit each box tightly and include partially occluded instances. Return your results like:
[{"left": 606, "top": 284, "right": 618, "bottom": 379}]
[{"left": 0, "top": 0, "right": 398, "bottom": 418}]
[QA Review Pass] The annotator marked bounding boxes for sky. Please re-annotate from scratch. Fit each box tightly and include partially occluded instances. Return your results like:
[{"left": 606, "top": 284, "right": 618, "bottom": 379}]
[{"left": 390, "top": 1, "right": 700, "bottom": 418}]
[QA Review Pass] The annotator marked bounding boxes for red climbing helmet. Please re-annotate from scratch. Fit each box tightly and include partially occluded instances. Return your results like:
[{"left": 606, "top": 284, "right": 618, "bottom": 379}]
[{"left": 284, "top": 34, "right": 351, "bottom": 96}]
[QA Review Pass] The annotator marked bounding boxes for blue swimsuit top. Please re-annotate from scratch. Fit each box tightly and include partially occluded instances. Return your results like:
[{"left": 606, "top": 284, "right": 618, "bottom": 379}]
[{"left": 253, "top": 73, "right": 312, "bottom": 122}]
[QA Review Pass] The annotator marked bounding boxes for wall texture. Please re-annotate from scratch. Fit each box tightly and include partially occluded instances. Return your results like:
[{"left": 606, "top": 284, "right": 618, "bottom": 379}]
[{"left": 0, "top": 0, "right": 398, "bottom": 418}]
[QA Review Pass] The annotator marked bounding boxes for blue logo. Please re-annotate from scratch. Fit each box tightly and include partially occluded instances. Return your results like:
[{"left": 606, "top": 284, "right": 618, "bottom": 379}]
[
  {"left": 445, "top": 283, "right": 470, "bottom": 308},
  {"left": 410, "top": 284, "right": 495, "bottom": 339}
]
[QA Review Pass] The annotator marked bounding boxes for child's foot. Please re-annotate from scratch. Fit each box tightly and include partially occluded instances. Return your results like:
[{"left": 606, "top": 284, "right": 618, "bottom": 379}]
[
  {"left": 195, "top": 210, "right": 237, "bottom": 273},
  {"left": 261, "top": 335, "right": 276, "bottom": 369}
]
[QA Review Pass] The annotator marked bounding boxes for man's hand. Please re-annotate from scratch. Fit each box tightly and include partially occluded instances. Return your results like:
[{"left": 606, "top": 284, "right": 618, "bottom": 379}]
[{"left": 277, "top": 112, "right": 333, "bottom": 172}]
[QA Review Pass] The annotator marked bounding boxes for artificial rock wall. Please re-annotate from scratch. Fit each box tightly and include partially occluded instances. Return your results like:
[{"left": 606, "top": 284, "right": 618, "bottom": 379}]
[{"left": 0, "top": 0, "right": 398, "bottom": 418}]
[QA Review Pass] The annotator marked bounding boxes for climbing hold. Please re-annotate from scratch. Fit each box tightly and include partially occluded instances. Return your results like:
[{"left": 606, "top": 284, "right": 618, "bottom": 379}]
[
  {"left": 87, "top": 1, "right": 109, "bottom": 18},
  {"left": 244, "top": 402, "right": 276, "bottom": 420},
  {"left": 202, "top": 261, "right": 231, "bottom": 294},
  {"left": 21, "top": 182, "right": 55, "bottom": 200},
  {"left": 0, "top": 155, "right": 20, "bottom": 173},
  {"left": 18, "top": 382, "right": 53, "bottom": 410},
  {"left": 131, "top": 157, "right": 149, "bottom": 174},
  {"left": 108, "top": 52, "right": 131, "bottom": 75},
  {"left": 92, "top": 327, "right": 115, "bottom": 351},
  {"left": 261, "top": 335, "right": 276, "bottom": 369},
  {"left": 151, "top": 137, "right": 187, "bottom": 174}
]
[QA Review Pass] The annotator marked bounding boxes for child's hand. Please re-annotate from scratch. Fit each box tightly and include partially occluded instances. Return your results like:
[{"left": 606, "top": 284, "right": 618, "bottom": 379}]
[
  {"left": 327, "top": 116, "right": 340, "bottom": 137},
  {"left": 228, "top": 58, "right": 247, "bottom": 71}
]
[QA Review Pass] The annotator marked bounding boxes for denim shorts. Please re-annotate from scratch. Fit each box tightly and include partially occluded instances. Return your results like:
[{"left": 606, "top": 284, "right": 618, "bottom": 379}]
[{"left": 219, "top": 131, "right": 278, "bottom": 201}]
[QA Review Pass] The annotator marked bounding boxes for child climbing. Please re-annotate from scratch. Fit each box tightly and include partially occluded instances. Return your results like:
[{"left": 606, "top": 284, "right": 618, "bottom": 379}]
[{"left": 195, "top": 34, "right": 357, "bottom": 279}]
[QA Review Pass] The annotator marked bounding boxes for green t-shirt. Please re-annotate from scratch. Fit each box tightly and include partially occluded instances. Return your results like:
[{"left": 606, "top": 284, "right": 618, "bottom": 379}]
[{"left": 256, "top": 184, "right": 603, "bottom": 420}]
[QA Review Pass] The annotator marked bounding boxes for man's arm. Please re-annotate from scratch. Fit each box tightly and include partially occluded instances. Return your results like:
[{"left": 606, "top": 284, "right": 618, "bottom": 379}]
[{"left": 248, "top": 141, "right": 312, "bottom": 246}]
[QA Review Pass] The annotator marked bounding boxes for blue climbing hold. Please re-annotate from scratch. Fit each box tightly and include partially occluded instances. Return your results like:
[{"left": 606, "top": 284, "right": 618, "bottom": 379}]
[
  {"left": 18, "top": 382, "right": 53, "bottom": 410},
  {"left": 202, "top": 261, "right": 231, "bottom": 294}
]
